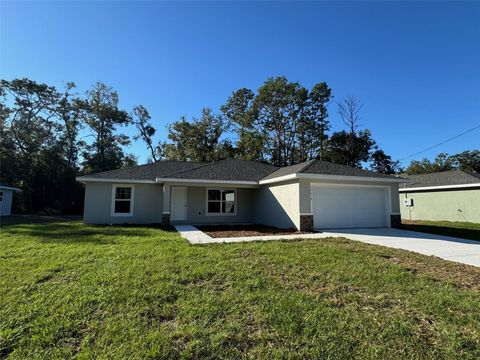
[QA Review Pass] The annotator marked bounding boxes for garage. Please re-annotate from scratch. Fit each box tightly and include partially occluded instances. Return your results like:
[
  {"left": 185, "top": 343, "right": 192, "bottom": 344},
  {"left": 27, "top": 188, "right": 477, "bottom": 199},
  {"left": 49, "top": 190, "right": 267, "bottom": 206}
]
[{"left": 311, "top": 183, "right": 390, "bottom": 229}]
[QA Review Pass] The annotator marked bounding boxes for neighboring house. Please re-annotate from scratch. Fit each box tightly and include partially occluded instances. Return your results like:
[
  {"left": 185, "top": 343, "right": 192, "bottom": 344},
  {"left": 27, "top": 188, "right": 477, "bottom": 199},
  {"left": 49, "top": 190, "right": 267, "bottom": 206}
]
[
  {"left": 0, "top": 184, "right": 20, "bottom": 216},
  {"left": 77, "top": 159, "right": 404, "bottom": 231},
  {"left": 400, "top": 170, "right": 480, "bottom": 223}
]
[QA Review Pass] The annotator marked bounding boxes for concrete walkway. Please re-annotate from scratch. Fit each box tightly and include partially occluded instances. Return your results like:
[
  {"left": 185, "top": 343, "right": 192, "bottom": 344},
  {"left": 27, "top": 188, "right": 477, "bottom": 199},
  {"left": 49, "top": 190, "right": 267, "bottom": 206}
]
[
  {"left": 174, "top": 225, "right": 213, "bottom": 243},
  {"left": 175, "top": 225, "right": 480, "bottom": 267}
]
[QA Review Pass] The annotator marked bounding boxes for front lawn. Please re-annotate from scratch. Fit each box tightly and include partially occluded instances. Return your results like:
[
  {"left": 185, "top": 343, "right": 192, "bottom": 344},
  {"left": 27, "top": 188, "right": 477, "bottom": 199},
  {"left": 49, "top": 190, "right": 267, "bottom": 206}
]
[
  {"left": 1, "top": 217, "right": 479, "bottom": 359},
  {"left": 401, "top": 220, "right": 480, "bottom": 241}
]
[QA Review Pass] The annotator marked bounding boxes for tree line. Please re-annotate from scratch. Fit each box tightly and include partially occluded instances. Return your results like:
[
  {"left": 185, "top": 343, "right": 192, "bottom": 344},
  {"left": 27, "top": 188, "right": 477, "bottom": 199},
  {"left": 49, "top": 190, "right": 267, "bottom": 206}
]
[
  {"left": 404, "top": 151, "right": 480, "bottom": 175},
  {"left": 160, "top": 77, "right": 397, "bottom": 171},
  {"left": 1, "top": 77, "right": 478, "bottom": 214}
]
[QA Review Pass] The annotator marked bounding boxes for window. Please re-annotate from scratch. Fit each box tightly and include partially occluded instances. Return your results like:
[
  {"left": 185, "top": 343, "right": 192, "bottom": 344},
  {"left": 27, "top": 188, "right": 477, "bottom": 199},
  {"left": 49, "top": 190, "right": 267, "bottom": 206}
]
[
  {"left": 206, "top": 189, "right": 236, "bottom": 215},
  {"left": 0, "top": 191, "right": 3, "bottom": 203},
  {"left": 111, "top": 185, "right": 134, "bottom": 216}
]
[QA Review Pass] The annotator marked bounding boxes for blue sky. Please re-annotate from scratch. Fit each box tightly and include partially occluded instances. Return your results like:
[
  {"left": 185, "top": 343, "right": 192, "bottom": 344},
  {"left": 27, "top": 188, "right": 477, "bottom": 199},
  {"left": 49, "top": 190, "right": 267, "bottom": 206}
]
[{"left": 2, "top": 1, "right": 479, "bottom": 166}]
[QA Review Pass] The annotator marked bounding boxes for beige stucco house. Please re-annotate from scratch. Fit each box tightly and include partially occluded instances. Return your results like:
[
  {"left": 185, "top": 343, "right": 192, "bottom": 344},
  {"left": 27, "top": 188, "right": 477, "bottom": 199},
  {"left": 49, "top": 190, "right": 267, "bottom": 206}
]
[
  {"left": 400, "top": 170, "right": 480, "bottom": 223},
  {"left": 77, "top": 159, "right": 404, "bottom": 231}
]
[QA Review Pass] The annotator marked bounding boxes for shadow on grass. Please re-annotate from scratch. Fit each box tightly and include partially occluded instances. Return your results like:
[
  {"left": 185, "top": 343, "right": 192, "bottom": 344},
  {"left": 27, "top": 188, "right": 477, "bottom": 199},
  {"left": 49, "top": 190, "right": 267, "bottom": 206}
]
[
  {"left": 2, "top": 217, "right": 176, "bottom": 245},
  {"left": 399, "top": 224, "right": 480, "bottom": 241},
  {"left": 0, "top": 215, "right": 80, "bottom": 226}
]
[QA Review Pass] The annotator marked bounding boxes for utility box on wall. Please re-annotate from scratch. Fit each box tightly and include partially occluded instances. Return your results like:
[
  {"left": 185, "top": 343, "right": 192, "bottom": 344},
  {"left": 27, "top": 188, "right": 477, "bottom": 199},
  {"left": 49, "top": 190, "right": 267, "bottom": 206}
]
[{"left": 404, "top": 198, "right": 414, "bottom": 207}]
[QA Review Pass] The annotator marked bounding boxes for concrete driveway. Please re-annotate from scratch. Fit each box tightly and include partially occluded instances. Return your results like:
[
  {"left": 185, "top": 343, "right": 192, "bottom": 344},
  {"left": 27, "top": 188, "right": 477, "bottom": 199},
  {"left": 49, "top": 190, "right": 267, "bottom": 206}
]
[{"left": 320, "top": 228, "right": 480, "bottom": 267}]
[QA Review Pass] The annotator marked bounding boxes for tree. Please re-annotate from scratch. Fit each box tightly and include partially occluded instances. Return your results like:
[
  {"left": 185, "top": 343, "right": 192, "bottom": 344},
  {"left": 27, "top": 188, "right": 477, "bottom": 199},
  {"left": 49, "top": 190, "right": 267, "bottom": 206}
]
[
  {"left": 370, "top": 149, "right": 400, "bottom": 174},
  {"left": 0, "top": 78, "right": 61, "bottom": 212},
  {"left": 163, "top": 108, "right": 228, "bottom": 162},
  {"left": 221, "top": 88, "right": 264, "bottom": 161},
  {"left": 132, "top": 105, "right": 159, "bottom": 162},
  {"left": 221, "top": 78, "right": 334, "bottom": 166},
  {"left": 297, "top": 82, "right": 332, "bottom": 161},
  {"left": 0, "top": 85, "right": 16, "bottom": 186},
  {"left": 405, "top": 153, "right": 453, "bottom": 175},
  {"left": 82, "top": 82, "right": 131, "bottom": 174},
  {"left": 325, "top": 96, "right": 376, "bottom": 168},
  {"left": 253, "top": 77, "right": 309, "bottom": 166},
  {"left": 54, "top": 83, "right": 84, "bottom": 173},
  {"left": 449, "top": 150, "right": 480, "bottom": 173},
  {"left": 405, "top": 150, "right": 480, "bottom": 175},
  {"left": 337, "top": 96, "right": 362, "bottom": 134},
  {"left": 326, "top": 129, "right": 375, "bottom": 168},
  {"left": 52, "top": 83, "right": 86, "bottom": 213},
  {"left": 0, "top": 79, "right": 58, "bottom": 159},
  {"left": 122, "top": 153, "right": 138, "bottom": 168}
]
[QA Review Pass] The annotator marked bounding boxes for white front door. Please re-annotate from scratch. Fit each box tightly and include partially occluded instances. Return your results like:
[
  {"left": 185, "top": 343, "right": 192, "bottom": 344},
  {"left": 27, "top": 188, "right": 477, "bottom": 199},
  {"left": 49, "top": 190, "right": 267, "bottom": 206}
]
[
  {"left": 312, "top": 184, "right": 388, "bottom": 229},
  {"left": 171, "top": 187, "right": 188, "bottom": 221}
]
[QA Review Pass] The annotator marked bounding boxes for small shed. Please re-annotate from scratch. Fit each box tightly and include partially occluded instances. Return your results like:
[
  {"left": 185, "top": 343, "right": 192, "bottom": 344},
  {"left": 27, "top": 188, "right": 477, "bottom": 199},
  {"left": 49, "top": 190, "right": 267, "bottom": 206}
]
[{"left": 0, "top": 184, "right": 20, "bottom": 216}]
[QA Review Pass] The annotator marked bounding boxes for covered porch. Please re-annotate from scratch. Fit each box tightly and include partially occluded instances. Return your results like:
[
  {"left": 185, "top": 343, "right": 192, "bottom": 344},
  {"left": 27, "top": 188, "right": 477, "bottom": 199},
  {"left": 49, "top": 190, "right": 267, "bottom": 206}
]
[{"left": 160, "top": 181, "right": 259, "bottom": 226}]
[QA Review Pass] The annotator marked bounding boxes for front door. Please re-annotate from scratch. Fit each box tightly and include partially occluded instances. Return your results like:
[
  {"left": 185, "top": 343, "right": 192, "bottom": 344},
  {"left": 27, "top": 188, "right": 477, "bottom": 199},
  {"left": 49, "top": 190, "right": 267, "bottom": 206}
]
[{"left": 171, "top": 187, "right": 188, "bottom": 221}]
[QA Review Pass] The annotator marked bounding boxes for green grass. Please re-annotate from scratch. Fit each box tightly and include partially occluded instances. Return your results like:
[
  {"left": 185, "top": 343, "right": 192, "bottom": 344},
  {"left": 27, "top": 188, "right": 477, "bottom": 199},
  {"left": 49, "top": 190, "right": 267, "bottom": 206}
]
[
  {"left": 401, "top": 220, "right": 480, "bottom": 241},
  {"left": 1, "top": 217, "right": 479, "bottom": 359}
]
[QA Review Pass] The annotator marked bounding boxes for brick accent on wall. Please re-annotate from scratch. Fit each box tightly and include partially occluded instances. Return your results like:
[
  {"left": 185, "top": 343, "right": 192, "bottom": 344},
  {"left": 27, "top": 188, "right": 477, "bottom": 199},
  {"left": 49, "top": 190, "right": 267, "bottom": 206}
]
[
  {"left": 300, "top": 214, "right": 314, "bottom": 232},
  {"left": 162, "top": 213, "right": 171, "bottom": 225},
  {"left": 390, "top": 214, "right": 401, "bottom": 228}
]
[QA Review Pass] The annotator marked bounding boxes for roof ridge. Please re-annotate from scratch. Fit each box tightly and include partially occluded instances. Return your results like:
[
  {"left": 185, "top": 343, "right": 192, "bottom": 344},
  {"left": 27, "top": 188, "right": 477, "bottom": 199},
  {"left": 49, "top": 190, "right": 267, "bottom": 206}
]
[
  {"left": 297, "top": 159, "right": 317, "bottom": 173},
  {"left": 454, "top": 169, "right": 480, "bottom": 177}
]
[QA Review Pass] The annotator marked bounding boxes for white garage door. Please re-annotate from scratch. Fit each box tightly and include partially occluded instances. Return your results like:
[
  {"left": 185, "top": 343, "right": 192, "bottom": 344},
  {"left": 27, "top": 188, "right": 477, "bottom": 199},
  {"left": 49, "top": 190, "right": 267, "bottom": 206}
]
[{"left": 312, "top": 184, "right": 388, "bottom": 229}]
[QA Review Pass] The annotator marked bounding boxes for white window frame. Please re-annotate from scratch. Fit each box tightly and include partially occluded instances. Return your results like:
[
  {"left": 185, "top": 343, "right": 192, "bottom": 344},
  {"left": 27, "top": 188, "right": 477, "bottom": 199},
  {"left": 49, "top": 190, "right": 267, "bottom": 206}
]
[
  {"left": 205, "top": 188, "right": 237, "bottom": 216},
  {"left": 111, "top": 184, "right": 135, "bottom": 217},
  {"left": 0, "top": 191, "right": 3, "bottom": 203}
]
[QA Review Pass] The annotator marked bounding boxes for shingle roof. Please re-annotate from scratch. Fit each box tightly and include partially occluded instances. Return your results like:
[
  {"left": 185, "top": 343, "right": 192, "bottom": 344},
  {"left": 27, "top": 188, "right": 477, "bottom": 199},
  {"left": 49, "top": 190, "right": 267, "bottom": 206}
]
[
  {"left": 261, "top": 160, "right": 399, "bottom": 180},
  {"left": 300, "top": 160, "right": 399, "bottom": 179},
  {"left": 79, "top": 161, "right": 204, "bottom": 180},
  {"left": 402, "top": 170, "right": 480, "bottom": 188},
  {"left": 260, "top": 160, "right": 315, "bottom": 180},
  {"left": 164, "top": 159, "right": 279, "bottom": 182}
]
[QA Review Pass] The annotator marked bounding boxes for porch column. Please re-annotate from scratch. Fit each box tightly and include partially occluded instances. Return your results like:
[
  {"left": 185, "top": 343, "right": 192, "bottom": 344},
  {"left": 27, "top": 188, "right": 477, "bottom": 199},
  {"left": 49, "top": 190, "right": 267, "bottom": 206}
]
[{"left": 162, "top": 183, "right": 171, "bottom": 225}]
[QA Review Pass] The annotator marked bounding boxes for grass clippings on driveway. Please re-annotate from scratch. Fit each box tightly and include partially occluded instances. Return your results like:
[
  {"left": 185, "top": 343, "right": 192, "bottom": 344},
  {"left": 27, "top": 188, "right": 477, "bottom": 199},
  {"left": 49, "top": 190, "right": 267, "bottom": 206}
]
[
  {"left": 1, "top": 217, "right": 479, "bottom": 359},
  {"left": 401, "top": 220, "right": 480, "bottom": 241},
  {"left": 196, "top": 224, "right": 309, "bottom": 238}
]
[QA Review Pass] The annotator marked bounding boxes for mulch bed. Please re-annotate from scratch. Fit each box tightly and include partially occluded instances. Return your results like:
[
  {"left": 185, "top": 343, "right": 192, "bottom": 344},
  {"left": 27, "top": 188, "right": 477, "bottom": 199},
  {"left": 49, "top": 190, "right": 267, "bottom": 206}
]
[{"left": 196, "top": 224, "right": 312, "bottom": 238}]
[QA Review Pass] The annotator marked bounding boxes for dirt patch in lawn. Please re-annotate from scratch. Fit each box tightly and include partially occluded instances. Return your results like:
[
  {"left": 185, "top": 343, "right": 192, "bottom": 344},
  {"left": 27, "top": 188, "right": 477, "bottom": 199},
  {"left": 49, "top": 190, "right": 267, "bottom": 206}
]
[
  {"left": 196, "top": 224, "right": 312, "bottom": 238},
  {"left": 385, "top": 253, "right": 480, "bottom": 291}
]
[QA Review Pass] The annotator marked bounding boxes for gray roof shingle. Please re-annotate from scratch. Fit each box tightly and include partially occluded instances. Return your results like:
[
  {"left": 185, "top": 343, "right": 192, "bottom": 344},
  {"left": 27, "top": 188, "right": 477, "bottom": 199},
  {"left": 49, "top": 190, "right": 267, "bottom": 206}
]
[
  {"left": 301, "top": 160, "right": 399, "bottom": 179},
  {"left": 260, "top": 160, "right": 315, "bottom": 180},
  {"left": 164, "top": 159, "right": 279, "bottom": 182},
  {"left": 261, "top": 160, "right": 399, "bottom": 180},
  {"left": 403, "top": 170, "right": 480, "bottom": 188},
  {"left": 79, "top": 161, "right": 204, "bottom": 181}
]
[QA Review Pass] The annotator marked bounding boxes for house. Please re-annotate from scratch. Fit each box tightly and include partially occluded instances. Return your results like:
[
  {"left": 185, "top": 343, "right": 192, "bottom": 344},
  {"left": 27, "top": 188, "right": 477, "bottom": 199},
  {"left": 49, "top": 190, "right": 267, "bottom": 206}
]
[
  {"left": 400, "top": 170, "right": 480, "bottom": 223},
  {"left": 0, "top": 184, "right": 20, "bottom": 216},
  {"left": 76, "top": 159, "right": 404, "bottom": 231}
]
